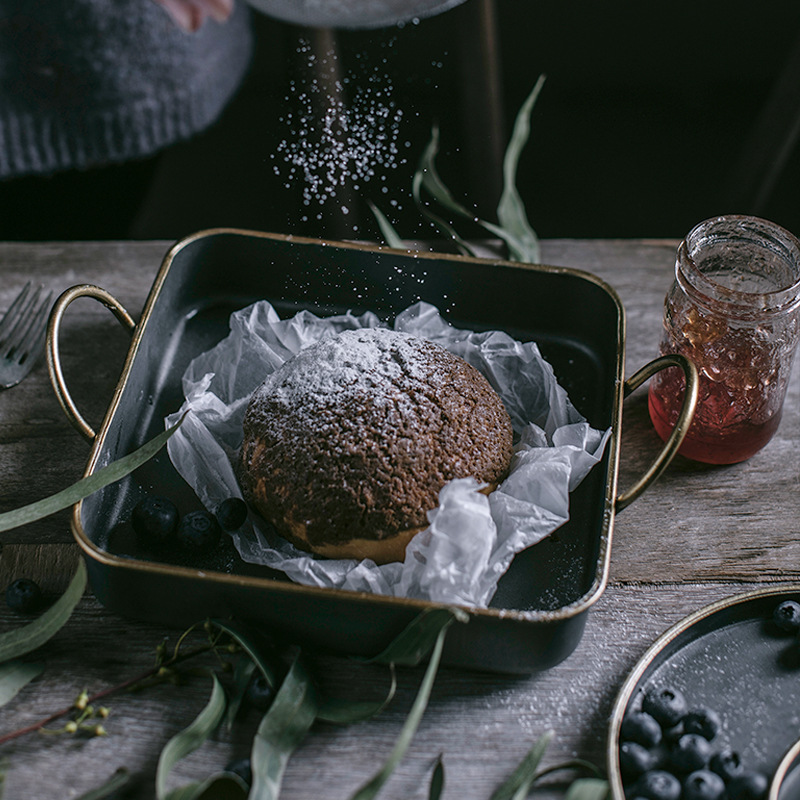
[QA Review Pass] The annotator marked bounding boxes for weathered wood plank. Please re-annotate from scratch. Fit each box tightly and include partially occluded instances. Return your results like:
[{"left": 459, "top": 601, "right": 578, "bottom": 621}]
[
  {"left": 0, "top": 582, "right": 763, "bottom": 800},
  {"left": 0, "top": 239, "right": 797, "bottom": 799}
]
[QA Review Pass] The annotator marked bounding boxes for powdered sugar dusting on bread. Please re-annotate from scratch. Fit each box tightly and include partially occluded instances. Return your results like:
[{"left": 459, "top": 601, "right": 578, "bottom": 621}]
[
  {"left": 262, "top": 328, "right": 443, "bottom": 411},
  {"left": 238, "top": 326, "right": 514, "bottom": 558}
]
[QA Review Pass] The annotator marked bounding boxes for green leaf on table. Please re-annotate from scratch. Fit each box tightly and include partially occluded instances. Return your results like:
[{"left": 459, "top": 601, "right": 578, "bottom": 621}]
[
  {"left": 0, "top": 416, "right": 183, "bottom": 533},
  {"left": 565, "top": 778, "right": 610, "bottom": 800},
  {"left": 496, "top": 75, "right": 544, "bottom": 264},
  {"left": 163, "top": 774, "right": 248, "bottom": 800},
  {"left": 0, "top": 560, "right": 87, "bottom": 663},
  {"left": 156, "top": 671, "right": 227, "bottom": 800},
  {"left": 429, "top": 755, "right": 445, "bottom": 800},
  {"left": 0, "top": 660, "right": 43, "bottom": 706},
  {"left": 249, "top": 651, "right": 319, "bottom": 800},
  {"left": 412, "top": 126, "right": 477, "bottom": 257},
  {"left": 368, "top": 201, "right": 406, "bottom": 250},
  {"left": 489, "top": 731, "right": 554, "bottom": 800},
  {"left": 224, "top": 655, "right": 257, "bottom": 732},
  {"left": 347, "top": 620, "right": 450, "bottom": 800},
  {"left": 367, "top": 607, "right": 469, "bottom": 667},
  {"left": 74, "top": 768, "right": 133, "bottom": 800},
  {"left": 209, "top": 618, "right": 282, "bottom": 691},
  {"left": 315, "top": 671, "right": 397, "bottom": 725}
]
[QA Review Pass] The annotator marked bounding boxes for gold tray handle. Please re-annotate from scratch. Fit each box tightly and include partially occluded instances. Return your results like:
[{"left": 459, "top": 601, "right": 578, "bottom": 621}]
[
  {"left": 615, "top": 353, "right": 698, "bottom": 511},
  {"left": 46, "top": 284, "right": 136, "bottom": 444}
]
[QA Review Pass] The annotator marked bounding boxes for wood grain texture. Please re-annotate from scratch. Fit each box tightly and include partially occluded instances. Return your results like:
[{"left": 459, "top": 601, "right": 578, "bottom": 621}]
[{"left": 0, "top": 239, "right": 797, "bottom": 799}]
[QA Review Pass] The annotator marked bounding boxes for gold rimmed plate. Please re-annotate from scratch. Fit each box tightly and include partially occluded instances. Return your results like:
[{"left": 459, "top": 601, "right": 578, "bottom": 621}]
[{"left": 608, "top": 585, "right": 800, "bottom": 799}]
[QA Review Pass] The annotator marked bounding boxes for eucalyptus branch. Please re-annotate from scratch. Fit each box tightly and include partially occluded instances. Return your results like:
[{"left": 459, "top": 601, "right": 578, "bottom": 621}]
[{"left": 0, "top": 642, "right": 216, "bottom": 746}]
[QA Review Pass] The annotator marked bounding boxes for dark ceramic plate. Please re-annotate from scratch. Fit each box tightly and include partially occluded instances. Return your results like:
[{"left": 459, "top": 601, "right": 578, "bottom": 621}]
[{"left": 607, "top": 585, "right": 800, "bottom": 799}]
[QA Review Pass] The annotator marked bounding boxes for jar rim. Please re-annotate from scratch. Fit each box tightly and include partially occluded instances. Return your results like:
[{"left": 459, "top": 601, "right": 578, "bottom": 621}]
[{"left": 677, "top": 215, "right": 800, "bottom": 317}]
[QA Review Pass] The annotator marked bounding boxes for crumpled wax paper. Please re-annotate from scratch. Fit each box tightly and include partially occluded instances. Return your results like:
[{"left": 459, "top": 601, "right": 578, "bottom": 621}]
[{"left": 165, "top": 300, "right": 611, "bottom": 609}]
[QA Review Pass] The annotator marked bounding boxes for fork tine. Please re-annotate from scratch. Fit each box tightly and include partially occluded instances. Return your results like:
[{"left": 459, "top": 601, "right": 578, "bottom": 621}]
[
  {"left": 0, "top": 281, "right": 34, "bottom": 344},
  {"left": 1, "top": 284, "right": 45, "bottom": 358},
  {"left": 14, "top": 288, "right": 54, "bottom": 364}
]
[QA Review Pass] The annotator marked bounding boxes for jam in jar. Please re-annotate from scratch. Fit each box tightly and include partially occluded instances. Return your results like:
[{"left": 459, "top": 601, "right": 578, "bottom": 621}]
[{"left": 648, "top": 215, "right": 800, "bottom": 464}]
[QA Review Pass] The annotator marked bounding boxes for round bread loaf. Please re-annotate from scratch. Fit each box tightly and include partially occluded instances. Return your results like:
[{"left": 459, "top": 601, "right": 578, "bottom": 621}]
[{"left": 238, "top": 327, "right": 513, "bottom": 564}]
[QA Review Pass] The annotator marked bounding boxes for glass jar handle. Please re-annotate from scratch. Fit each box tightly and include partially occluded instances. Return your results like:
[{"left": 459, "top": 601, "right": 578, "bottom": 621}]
[
  {"left": 615, "top": 354, "right": 698, "bottom": 511},
  {"left": 46, "top": 285, "right": 136, "bottom": 444}
]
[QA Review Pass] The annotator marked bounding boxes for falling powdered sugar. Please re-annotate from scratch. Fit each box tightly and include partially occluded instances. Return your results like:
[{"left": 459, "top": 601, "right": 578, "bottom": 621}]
[{"left": 274, "top": 38, "right": 410, "bottom": 211}]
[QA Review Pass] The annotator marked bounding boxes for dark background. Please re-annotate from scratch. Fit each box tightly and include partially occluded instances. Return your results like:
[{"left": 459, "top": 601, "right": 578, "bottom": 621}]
[{"left": 7, "top": 0, "right": 800, "bottom": 243}]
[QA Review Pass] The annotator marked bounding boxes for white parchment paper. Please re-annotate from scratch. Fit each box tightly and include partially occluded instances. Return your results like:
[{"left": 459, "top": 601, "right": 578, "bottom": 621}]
[{"left": 166, "top": 300, "right": 610, "bottom": 609}]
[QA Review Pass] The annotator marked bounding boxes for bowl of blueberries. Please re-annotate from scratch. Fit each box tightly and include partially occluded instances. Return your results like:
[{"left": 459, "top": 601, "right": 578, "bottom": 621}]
[{"left": 607, "top": 587, "right": 800, "bottom": 800}]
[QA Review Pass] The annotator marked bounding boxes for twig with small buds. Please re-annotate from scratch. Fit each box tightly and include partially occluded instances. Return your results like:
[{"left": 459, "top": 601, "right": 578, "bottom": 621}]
[{"left": 0, "top": 642, "right": 217, "bottom": 746}]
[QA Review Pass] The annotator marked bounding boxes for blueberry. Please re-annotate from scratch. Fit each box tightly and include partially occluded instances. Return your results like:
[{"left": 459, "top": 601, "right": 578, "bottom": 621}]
[
  {"left": 621, "top": 711, "right": 662, "bottom": 748},
  {"left": 773, "top": 600, "right": 800, "bottom": 633},
  {"left": 634, "top": 770, "right": 682, "bottom": 800},
  {"left": 671, "top": 733, "right": 712, "bottom": 773},
  {"left": 683, "top": 770, "right": 726, "bottom": 800},
  {"left": 5, "top": 578, "right": 43, "bottom": 613},
  {"left": 709, "top": 748, "right": 744, "bottom": 782},
  {"left": 727, "top": 771, "right": 769, "bottom": 800},
  {"left": 215, "top": 497, "right": 248, "bottom": 531},
  {"left": 683, "top": 708, "right": 722, "bottom": 741},
  {"left": 619, "top": 741, "right": 657, "bottom": 778},
  {"left": 176, "top": 510, "right": 222, "bottom": 551},
  {"left": 131, "top": 495, "right": 179, "bottom": 544},
  {"left": 224, "top": 757, "right": 252, "bottom": 787},
  {"left": 245, "top": 672, "right": 274, "bottom": 712},
  {"left": 642, "top": 686, "right": 688, "bottom": 728}
]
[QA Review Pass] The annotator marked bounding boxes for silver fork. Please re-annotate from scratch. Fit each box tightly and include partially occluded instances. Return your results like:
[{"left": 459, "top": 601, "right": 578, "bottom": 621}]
[{"left": 0, "top": 282, "right": 55, "bottom": 389}]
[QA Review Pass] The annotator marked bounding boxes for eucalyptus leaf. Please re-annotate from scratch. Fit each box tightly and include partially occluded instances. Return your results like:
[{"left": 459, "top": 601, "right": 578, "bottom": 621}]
[
  {"left": 315, "top": 671, "right": 396, "bottom": 725},
  {"left": 412, "top": 123, "right": 533, "bottom": 261},
  {"left": 0, "top": 560, "right": 86, "bottom": 663},
  {"left": 0, "top": 660, "right": 43, "bottom": 706},
  {"left": 412, "top": 127, "right": 478, "bottom": 257},
  {"left": 496, "top": 75, "right": 545, "bottom": 264},
  {"left": 347, "top": 621, "right": 449, "bottom": 800},
  {"left": 249, "top": 652, "right": 318, "bottom": 800},
  {"left": 367, "top": 607, "right": 468, "bottom": 667},
  {"left": 414, "top": 124, "right": 474, "bottom": 220},
  {"left": 368, "top": 201, "right": 406, "bottom": 250},
  {"left": 564, "top": 778, "right": 609, "bottom": 800},
  {"left": 208, "top": 619, "right": 282, "bottom": 691},
  {"left": 225, "top": 656, "right": 257, "bottom": 732},
  {"left": 489, "top": 731, "right": 554, "bottom": 800},
  {"left": 0, "top": 416, "right": 183, "bottom": 533},
  {"left": 157, "top": 672, "right": 227, "bottom": 800},
  {"left": 162, "top": 774, "right": 248, "bottom": 800},
  {"left": 74, "top": 768, "right": 132, "bottom": 800},
  {"left": 429, "top": 755, "right": 445, "bottom": 800}
]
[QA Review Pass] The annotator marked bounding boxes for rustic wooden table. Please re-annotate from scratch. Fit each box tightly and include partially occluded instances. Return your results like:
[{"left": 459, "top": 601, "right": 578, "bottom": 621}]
[{"left": 0, "top": 238, "right": 797, "bottom": 799}]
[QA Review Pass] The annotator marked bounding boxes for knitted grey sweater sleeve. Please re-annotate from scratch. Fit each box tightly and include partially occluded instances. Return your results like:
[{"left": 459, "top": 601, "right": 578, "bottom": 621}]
[{"left": 0, "top": 1, "right": 253, "bottom": 178}]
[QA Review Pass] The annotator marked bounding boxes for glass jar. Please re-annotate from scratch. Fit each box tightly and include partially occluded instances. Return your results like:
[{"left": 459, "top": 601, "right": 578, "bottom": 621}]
[{"left": 648, "top": 215, "right": 800, "bottom": 464}]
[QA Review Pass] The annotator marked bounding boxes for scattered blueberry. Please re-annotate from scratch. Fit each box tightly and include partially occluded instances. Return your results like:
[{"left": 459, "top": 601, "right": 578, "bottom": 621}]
[
  {"left": 215, "top": 497, "right": 248, "bottom": 531},
  {"left": 245, "top": 672, "right": 275, "bottom": 712},
  {"left": 773, "top": 600, "right": 800, "bottom": 634},
  {"left": 621, "top": 711, "right": 662, "bottom": 748},
  {"left": 620, "top": 741, "right": 657, "bottom": 778},
  {"left": 224, "top": 757, "right": 252, "bottom": 787},
  {"left": 635, "top": 770, "right": 682, "bottom": 800},
  {"left": 5, "top": 578, "right": 43, "bottom": 613},
  {"left": 131, "top": 495, "right": 179, "bottom": 543},
  {"left": 683, "top": 708, "right": 722, "bottom": 741},
  {"left": 671, "top": 733, "right": 712, "bottom": 773},
  {"left": 176, "top": 510, "right": 222, "bottom": 551},
  {"left": 727, "top": 771, "right": 769, "bottom": 800},
  {"left": 683, "top": 770, "right": 726, "bottom": 800},
  {"left": 642, "top": 686, "right": 688, "bottom": 728},
  {"left": 709, "top": 748, "right": 745, "bottom": 782}
]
